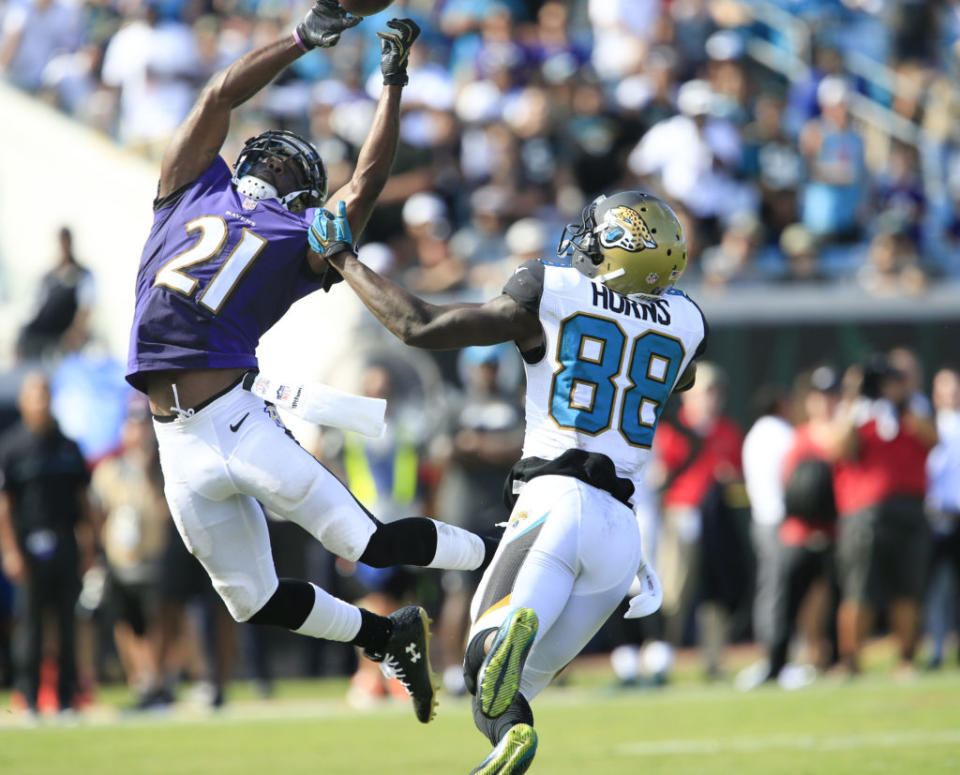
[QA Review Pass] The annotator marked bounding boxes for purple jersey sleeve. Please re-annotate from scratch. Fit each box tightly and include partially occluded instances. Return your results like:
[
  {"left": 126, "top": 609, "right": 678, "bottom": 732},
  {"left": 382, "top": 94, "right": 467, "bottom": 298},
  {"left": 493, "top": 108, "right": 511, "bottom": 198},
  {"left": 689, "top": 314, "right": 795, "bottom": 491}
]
[{"left": 126, "top": 157, "right": 324, "bottom": 392}]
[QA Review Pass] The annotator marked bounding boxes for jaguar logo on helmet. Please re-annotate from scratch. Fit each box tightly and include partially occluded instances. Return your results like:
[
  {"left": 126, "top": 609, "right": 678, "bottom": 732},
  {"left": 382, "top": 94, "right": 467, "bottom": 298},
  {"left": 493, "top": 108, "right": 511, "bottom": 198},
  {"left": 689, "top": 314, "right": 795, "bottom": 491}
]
[
  {"left": 598, "top": 206, "right": 657, "bottom": 253},
  {"left": 559, "top": 190, "right": 687, "bottom": 299}
]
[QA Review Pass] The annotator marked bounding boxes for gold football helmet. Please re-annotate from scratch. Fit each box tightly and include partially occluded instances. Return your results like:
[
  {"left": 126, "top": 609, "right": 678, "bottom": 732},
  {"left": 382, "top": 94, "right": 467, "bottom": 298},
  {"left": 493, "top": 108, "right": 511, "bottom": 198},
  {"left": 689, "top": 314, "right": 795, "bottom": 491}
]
[{"left": 559, "top": 191, "right": 687, "bottom": 298}]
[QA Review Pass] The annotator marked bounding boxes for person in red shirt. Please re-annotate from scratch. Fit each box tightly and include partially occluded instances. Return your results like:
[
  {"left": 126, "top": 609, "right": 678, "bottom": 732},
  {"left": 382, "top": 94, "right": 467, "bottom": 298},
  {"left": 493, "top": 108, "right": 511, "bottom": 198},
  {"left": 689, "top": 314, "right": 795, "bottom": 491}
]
[
  {"left": 831, "top": 354, "right": 937, "bottom": 675},
  {"left": 652, "top": 362, "right": 744, "bottom": 677}
]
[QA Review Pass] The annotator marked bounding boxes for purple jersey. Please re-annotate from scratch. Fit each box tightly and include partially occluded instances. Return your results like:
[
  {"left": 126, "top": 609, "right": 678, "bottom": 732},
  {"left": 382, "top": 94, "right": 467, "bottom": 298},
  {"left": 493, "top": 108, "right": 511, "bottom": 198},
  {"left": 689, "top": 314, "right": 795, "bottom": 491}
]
[{"left": 126, "top": 157, "right": 323, "bottom": 392}]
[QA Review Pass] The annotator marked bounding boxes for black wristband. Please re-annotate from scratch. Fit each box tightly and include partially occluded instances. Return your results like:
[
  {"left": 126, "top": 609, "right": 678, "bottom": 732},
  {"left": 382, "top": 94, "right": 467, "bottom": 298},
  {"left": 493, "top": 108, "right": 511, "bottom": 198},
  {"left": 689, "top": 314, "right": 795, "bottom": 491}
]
[
  {"left": 382, "top": 73, "right": 408, "bottom": 86},
  {"left": 322, "top": 240, "right": 357, "bottom": 260}
]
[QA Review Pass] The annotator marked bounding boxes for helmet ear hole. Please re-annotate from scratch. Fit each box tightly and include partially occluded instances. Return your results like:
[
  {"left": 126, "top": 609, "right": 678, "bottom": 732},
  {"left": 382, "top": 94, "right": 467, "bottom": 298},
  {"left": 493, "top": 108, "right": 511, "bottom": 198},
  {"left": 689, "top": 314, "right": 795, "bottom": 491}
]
[{"left": 286, "top": 193, "right": 305, "bottom": 214}]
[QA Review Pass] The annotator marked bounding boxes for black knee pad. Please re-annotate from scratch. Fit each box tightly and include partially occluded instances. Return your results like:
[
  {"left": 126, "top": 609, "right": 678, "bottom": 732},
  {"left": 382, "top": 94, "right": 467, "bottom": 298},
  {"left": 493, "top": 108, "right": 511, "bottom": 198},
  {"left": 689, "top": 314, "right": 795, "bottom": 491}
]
[
  {"left": 473, "top": 691, "right": 534, "bottom": 746},
  {"left": 358, "top": 517, "right": 437, "bottom": 568},
  {"left": 463, "top": 627, "right": 497, "bottom": 696}
]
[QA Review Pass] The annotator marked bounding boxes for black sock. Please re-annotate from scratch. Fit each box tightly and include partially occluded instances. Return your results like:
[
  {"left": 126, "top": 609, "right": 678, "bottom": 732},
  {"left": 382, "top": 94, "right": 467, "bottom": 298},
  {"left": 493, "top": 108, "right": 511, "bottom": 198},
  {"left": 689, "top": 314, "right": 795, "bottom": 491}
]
[
  {"left": 247, "top": 579, "right": 316, "bottom": 630},
  {"left": 358, "top": 518, "right": 437, "bottom": 568},
  {"left": 473, "top": 691, "right": 534, "bottom": 746},
  {"left": 350, "top": 608, "right": 392, "bottom": 653},
  {"left": 464, "top": 628, "right": 497, "bottom": 696}
]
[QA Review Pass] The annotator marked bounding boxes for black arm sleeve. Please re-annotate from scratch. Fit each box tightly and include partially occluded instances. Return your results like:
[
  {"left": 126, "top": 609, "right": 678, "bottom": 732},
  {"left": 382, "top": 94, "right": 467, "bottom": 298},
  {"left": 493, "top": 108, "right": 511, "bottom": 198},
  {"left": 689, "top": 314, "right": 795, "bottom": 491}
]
[
  {"left": 502, "top": 259, "right": 545, "bottom": 316},
  {"left": 502, "top": 259, "right": 546, "bottom": 364}
]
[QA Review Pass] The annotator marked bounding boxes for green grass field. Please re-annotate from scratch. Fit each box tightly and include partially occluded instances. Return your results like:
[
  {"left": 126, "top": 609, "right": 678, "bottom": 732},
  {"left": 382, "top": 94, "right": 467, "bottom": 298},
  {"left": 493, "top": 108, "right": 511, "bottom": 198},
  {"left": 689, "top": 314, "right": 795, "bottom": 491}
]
[{"left": 2, "top": 661, "right": 959, "bottom": 775}]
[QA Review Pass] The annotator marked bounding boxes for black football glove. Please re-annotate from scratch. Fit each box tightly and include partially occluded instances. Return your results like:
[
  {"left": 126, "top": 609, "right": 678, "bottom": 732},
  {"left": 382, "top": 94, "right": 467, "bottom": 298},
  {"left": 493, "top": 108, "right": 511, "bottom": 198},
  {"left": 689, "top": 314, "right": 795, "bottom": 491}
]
[
  {"left": 295, "top": 0, "right": 361, "bottom": 50},
  {"left": 378, "top": 18, "right": 421, "bottom": 86}
]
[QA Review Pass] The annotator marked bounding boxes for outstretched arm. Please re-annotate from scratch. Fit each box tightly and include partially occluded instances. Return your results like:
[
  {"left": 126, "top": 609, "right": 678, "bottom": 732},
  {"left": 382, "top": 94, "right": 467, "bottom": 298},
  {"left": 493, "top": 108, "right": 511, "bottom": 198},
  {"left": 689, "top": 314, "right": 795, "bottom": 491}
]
[
  {"left": 157, "top": 39, "right": 302, "bottom": 200},
  {"left": 324, "top": 19, "right": 421, "bottom": 237},
  {"left": 324, "top": 85, "right": 403, "bottom": 236},
  {"left": 157, "top": 1, "right": 359, "bottom": 200},
  {"left": 327, "top": 248, "right": 542, "bottom": 350}
]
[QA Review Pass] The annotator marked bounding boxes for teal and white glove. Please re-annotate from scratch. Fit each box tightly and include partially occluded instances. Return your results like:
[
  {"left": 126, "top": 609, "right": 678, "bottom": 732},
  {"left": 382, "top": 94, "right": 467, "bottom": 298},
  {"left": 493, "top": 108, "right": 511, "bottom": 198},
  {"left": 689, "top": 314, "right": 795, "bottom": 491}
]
[
  {"left": 624, "top": 559, "right": 663, "bottom": 619},
  {"left": 309, "top": 200, "right": 355, "bottom": 258},
  {"left": 309, "top": 200, "right": 355, "bottom": 291}
]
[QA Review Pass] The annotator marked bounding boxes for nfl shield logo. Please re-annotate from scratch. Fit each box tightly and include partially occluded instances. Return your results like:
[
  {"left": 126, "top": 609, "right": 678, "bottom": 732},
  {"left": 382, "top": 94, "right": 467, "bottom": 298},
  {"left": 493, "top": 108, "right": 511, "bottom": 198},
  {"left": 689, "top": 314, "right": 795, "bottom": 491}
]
[{"left": 242, "top": 197, "right": 258, "bottom": 211}]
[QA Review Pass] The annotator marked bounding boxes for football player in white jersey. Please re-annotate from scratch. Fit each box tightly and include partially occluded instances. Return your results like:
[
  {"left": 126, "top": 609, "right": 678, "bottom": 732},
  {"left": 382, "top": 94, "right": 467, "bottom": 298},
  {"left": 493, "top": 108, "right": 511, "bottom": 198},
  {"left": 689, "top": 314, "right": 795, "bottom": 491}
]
[{"left": 315, "top": 191, "right": 707, "bottom": 774}]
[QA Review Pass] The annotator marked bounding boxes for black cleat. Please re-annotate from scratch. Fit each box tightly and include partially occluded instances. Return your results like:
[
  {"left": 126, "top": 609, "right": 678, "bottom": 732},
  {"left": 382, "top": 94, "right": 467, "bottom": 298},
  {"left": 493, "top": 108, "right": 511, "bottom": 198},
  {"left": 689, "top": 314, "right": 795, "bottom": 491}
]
[
  {"left": 364, "top": 605, "right": 438, "bottom": 723},
  {"left": 134, "top": 687, "right": 174, "bottom": 711}
]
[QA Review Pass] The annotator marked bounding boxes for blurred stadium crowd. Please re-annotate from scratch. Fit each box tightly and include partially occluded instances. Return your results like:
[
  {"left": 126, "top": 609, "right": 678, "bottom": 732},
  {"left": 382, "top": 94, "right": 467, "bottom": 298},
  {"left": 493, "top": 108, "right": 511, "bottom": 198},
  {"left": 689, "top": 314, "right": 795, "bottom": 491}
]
[
  {"left": 1, "top": 0, "right": 959, "bottom": 716},
  {"left": 2, "top": 0, "right": 960, "bottom": 286}
]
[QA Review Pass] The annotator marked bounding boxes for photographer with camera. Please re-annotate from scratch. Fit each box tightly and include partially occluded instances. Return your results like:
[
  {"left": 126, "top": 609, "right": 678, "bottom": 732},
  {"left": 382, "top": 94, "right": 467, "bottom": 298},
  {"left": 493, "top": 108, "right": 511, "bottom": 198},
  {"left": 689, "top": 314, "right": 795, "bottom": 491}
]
[{"left": 831, "top": 352, "right": 937, "bottom": 677}]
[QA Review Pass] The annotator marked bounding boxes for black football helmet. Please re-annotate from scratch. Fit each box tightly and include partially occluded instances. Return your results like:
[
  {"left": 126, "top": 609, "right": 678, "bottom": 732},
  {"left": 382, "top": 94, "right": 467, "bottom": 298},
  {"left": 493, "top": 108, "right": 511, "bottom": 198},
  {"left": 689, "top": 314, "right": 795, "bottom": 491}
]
[{"left": 232, "top": 129, "right": 328, "bottom": 213}]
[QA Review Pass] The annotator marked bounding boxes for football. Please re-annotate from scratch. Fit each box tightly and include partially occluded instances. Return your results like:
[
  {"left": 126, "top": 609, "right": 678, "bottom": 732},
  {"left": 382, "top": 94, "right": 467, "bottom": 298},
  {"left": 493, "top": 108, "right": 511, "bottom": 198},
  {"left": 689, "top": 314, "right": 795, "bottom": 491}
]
[{"left": 340, "top": 0, "right": 393, "bottom": 16}]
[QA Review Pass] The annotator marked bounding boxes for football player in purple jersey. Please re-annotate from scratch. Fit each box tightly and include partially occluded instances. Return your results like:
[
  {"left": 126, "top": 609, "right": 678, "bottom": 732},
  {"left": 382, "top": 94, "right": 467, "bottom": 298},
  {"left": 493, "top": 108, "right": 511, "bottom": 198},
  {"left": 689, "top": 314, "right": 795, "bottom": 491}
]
[{"left": 126, "top": 2, "right": 493, "bottom": 723}]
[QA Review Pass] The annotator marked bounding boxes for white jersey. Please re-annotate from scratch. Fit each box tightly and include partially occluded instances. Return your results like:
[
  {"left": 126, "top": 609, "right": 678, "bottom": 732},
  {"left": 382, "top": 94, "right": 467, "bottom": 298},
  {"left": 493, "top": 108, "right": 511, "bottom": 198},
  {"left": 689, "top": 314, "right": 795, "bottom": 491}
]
[{"left": 503, "top": 260, "right": 707, "bottom": 493}]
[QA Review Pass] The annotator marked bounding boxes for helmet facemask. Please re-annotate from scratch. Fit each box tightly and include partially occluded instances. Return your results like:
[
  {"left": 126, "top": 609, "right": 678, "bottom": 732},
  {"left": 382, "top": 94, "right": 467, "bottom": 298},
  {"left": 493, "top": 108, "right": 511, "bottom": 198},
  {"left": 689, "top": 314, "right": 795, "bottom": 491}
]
[
  {"left": 232, "top": 130, "right": 328, "bottom": 214},
  {"left": 558, "top": 200, "right": 603, "bottom": 278},
  {"left": 559, "top": 196, "right": 637, "bottom": 285}
]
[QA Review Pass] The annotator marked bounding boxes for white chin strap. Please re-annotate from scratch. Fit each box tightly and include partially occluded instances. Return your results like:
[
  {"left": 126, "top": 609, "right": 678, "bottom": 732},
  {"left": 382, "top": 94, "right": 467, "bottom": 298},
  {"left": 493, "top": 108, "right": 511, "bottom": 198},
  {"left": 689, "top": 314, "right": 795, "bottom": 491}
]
[
  {"left": 235, "top": 175, "right": 278, "bottom": 202},
  {"left": 596, "top": 267, "right": 626, "bottom": 283},
  {"left": 234, "top": 175, "right": 312, "bottom": 211}
]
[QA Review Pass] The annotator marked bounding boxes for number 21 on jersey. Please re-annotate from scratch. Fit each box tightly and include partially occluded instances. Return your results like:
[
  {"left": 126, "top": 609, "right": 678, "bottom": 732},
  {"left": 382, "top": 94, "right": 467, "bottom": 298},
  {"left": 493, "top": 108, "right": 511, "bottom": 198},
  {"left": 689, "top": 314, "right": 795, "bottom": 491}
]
[
  {"left": 549, "top": 312, "right": 685, "bottom": 448},
  {"left": 154, "top": 216, "right": 267, "bottom": 314}
]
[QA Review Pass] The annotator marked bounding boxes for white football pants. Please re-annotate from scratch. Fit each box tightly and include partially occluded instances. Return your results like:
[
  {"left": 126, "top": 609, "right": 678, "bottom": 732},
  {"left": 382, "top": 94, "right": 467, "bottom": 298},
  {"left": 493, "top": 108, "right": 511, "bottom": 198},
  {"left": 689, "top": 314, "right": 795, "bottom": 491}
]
[
  {"left": 153, "top": 382, "right": 378, "bottom": 622},
  {"left": 468, "top": 475, "right": 642, "bottom": 700}
]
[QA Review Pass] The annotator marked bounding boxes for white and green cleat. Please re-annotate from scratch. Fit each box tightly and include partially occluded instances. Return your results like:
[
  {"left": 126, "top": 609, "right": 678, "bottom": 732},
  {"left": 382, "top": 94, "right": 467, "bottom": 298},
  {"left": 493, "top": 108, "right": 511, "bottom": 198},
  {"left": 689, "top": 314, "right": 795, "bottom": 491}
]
[
  {"left": 477, "top": 607, "right": 538, "bottom": 719},
  {"left": 469, "top": 723, "right": 538, "bottom": 775}
]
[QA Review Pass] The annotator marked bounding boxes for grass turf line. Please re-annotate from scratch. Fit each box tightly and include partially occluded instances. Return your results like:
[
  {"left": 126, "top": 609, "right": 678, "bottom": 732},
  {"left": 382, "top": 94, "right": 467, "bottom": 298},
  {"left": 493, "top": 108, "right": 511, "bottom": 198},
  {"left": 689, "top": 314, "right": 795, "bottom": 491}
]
[{"left": 1, "top": 670, "right": 958, "bottom": 774}]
